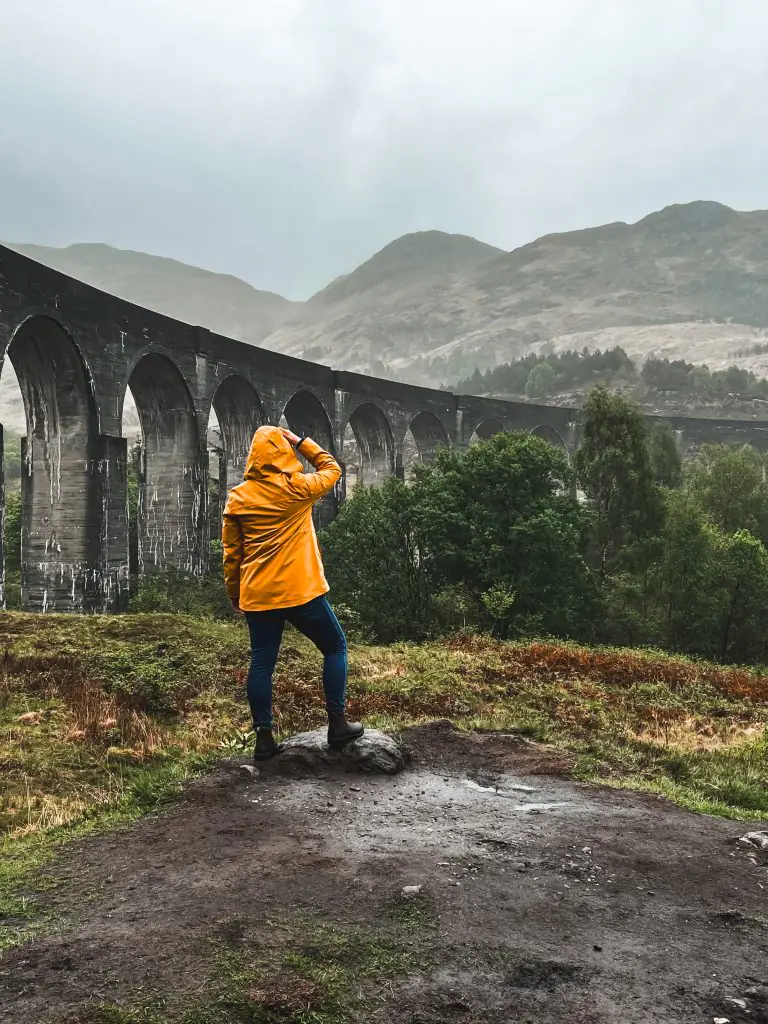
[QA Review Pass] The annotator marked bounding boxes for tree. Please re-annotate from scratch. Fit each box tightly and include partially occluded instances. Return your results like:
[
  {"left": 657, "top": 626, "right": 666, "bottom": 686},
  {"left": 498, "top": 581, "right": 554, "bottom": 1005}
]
[
  {"left": 642, "top": 357, "right": 693, "bottom": 391},
  {"left": 3, "top": 432, "right": 22, "bottom": 488},
  {"left": 4, "top": 490, "right": 22, "bottom": 574},
  {"left": 713, "top": 529, "right": 768, "bottom": 663},
  {"left": 3, "top": 490, "right": 24, "bottom": 609},
  {"left": 648, "top": 423, "right": 683, "bottom": 489},
  {"left": 575, "top": 388, "right": 663, "bottom": 586},
  {"left": 321, "top": 478, "right": 433, "bottom": 642},
  {"left": 414, "top": 433, "right": 598, "bottom": 639},
  {"left": 685, "top": 444, "right": 768, "bottom": 540},
  {"left": 645, "top": 490, "right": 722, "bottom": 655},
  {"left": 723, "top": 365, "right": 752, "bottom": 395},
  {"left": 688, "top": 364, "right": 712, "bottom": 393},
  {"left": 525, "top": 363, "right": 555, "bottom": 399}
]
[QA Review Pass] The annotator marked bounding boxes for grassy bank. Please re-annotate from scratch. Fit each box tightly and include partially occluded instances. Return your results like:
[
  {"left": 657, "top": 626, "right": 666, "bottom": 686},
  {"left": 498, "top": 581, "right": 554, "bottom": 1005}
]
[{"left": 1, "top": 611, "right": 767, "bottom": 948}]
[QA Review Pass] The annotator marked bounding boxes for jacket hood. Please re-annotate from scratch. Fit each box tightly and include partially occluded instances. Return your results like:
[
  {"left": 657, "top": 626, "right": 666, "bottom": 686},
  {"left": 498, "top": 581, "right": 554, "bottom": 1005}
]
[{"left": 243, "top": 426, "right": 303, "bottom": 480}]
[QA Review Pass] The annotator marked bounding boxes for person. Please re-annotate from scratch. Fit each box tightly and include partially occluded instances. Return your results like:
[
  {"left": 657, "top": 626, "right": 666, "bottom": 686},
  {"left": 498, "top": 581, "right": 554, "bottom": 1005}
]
[{"left": 222, "top": 424, "right": 364, "bottom": 761}]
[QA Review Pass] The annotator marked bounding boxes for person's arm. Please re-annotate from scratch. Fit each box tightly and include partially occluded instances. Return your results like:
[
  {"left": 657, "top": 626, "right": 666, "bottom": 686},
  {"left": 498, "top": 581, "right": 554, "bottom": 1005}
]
[
  {"left": 222, "top": 513, "right": 245, "bottom": 611},
  {"left": 291, "top": 437, "right": 342, "bottom": 502}
]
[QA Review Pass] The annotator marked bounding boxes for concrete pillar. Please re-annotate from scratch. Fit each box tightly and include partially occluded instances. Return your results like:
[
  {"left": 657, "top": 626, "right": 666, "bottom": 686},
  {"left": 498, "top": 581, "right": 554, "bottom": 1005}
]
[
  {"left": 354, "top": 429, "right": 393, "bottom": 485},
  {"left": 138, "top": 442, "right": 208, "bottom": 576},
  {"left": 9, "top": 315, "right": 103, "bottom": 612},
  {"left": 20, "top": 431, "right": 102, "bottom": 612},
  {"left": 565, "top": 420, "right": 580, "bottom": 459},
  {"left": 130, "top": 353, "right": 209, "bottom": 577},
  {"left": 282, "top": 389, "right": 337, "bottom": 530},
  {"left": 220, "top": 451, "right": 244, "bottom": 497},
  {"left": 395, "top": 448, "right": 406, "bottom": 482},
  {"left": 313, "top": 489, "right": 338, "bottom": 531},
  {"left": 345, "top": 403, "right": 396, "bottom": 489},
  {"left": 407, "top": 412, "right": 449, "bottom": 465},
  {"left": 211, "top": 374, "right": 264, "bottom": 504},
  {"left": 455, "top": 405, "right": 470, "bottom": 450},
  {"left": 92, "top": 434, "right": 131, "bottom": 612}
]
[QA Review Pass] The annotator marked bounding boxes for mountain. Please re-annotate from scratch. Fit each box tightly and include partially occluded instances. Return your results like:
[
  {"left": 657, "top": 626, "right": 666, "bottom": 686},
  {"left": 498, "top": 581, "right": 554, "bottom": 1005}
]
[
  {"left": 7, "top": 203, "right": 768, "bottom": 416},
  {"left": 263, "top": 203, "right": 768, "bottom": 385},
  {"left": 5, "top": 242, "right": 300, "bottom": 344},
  {"left": 266, "top": 230, "right": 505, "bottom": 372},
  {"left": 310, "top": 230, "right": 503, "bottom": 306}
]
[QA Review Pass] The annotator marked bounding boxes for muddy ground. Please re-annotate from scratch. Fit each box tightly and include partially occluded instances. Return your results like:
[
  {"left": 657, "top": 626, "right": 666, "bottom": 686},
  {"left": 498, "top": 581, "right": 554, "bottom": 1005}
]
[{"left": 1, "top": 722, "right": 767, "bottom": 1023}]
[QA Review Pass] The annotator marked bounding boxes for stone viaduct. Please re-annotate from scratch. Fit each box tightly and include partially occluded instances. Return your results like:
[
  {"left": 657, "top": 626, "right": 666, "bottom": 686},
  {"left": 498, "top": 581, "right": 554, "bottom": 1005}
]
[{"left": 2, "top": 243, "right": 768, "bottom": 614}]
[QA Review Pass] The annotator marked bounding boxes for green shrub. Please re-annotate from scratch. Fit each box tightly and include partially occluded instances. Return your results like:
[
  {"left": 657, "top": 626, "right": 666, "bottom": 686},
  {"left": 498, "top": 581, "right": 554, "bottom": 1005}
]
[{"left": 129, "top": 568, "right": 235, "bottom": 620}]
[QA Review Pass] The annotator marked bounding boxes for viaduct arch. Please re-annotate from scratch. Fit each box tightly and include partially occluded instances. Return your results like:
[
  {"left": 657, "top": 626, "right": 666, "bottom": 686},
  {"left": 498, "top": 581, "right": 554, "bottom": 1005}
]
[{"left": 2, "top": 244, "right": 768, "bottom": 612}]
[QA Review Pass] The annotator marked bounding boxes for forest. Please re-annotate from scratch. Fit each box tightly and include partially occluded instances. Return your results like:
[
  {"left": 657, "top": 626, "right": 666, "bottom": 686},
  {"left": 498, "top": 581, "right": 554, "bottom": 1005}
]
[{"left": 454, "top": 346, "right": 768, "bottom": 406}]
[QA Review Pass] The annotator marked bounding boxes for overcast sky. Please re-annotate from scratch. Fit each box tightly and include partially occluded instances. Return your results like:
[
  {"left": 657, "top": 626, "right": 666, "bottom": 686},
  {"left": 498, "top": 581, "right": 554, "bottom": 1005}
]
[{"left": 1, "top": 0, "right": 767, "bottom": 299}]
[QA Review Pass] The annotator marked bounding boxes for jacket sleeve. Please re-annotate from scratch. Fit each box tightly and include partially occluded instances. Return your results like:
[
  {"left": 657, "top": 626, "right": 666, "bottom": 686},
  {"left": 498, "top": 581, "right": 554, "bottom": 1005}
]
[
  {"left": 292, "top": 437, "right": 342, "bottom": 502},
  {"left": 221, "top": 513, "right": 245, "bottom": 600}
]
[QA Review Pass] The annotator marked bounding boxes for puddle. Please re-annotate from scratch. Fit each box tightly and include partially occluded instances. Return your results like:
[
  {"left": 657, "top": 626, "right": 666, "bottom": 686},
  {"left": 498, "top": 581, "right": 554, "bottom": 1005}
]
[
  {"left": 462, "top": 779, "right": 569, "bottom": 813},
  {"left": 506, "top": 802, "right": 570, "bottom": 813},
  {"left": 463, "top": 779, "right": 538, "bottom": 796}
]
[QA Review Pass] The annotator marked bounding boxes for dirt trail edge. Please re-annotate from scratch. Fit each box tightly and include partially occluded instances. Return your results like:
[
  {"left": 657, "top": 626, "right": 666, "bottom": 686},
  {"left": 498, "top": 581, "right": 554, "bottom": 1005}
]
[{"left": 1, "top": 722, "right": 766, "bottom": 1024}]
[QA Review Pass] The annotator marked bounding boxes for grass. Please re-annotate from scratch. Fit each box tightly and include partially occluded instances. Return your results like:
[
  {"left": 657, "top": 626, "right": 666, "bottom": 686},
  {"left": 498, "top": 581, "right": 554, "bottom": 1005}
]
[
  {"left": 54, "top": 918, "right": 423, "bottom": 1023},
  {"left": 0, "top": 756, "right": 216, "bottom": 951},
  {"left": 1, "top": 611, "right": 767, "bottom": 950}
]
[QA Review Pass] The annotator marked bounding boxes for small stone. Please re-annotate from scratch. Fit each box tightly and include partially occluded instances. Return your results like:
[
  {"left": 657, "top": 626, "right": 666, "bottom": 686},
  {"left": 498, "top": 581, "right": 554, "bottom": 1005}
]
[
  {"left": 593, "top": 945, "right": 603, "bottom": 952},
  {"left": 713, "top": 1018, "right": 730, "bottom": 1024},
  {"left": 401, "top": 885, "right": 423, "bottom": 897},
  {"left": 725, "top": 999, "right": 747, "bottom": 1010},
  {"left": 239, "top": 764, "right": 259, "bottom": 777}
]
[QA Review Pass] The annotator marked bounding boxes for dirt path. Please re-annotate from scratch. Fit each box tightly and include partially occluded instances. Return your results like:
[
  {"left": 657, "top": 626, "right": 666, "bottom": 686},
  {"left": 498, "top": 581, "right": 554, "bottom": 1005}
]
[{"left": 2, "top": 722, "right": 767, "bottom": 1023}]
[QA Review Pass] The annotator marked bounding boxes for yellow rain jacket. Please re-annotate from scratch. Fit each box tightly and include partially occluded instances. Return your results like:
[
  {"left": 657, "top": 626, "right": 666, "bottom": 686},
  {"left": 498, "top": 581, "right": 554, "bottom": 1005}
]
[{"left": 222, "top": 427, "right": 342, "bottom": 611}]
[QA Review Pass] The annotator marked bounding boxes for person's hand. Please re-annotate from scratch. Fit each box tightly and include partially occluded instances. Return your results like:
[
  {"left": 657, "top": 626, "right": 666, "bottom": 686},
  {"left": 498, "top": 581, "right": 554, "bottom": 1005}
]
[
  {"left": 230, "top": 597, "right": 244, "bottom": 616},
  {"left": 280, "top": 427, "right": 302, "bottom": 446}
]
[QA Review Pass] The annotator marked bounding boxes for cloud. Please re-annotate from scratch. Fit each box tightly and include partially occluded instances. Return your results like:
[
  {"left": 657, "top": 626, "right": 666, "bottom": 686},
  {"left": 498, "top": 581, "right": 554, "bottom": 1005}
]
[{"left": 1, "top": 0, "right": 768, "bottom": 297}]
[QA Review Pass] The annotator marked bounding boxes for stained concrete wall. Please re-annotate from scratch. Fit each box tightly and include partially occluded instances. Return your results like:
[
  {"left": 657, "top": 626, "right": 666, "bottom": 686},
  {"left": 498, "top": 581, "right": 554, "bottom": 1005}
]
[{"left": 3, "top": 243, "right": 768, "bottom": 612}]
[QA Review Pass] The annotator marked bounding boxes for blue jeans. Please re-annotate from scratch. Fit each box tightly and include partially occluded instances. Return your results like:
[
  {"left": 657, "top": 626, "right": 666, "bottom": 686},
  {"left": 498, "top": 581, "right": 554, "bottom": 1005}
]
[{"left": 245, "top": 595, "right": 347, "bottom": 730}]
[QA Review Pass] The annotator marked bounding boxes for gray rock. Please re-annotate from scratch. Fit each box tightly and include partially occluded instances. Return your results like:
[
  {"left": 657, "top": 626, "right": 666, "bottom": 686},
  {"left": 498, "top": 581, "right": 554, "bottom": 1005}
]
[
  {"left": 280, "top": 728, "right": 406, "bottom": 775},
  {"left": 401, "top": 884, "right": 423, "bottom": 897},
  {"left": 739, "top": 832, "right": 768, "bottom": 850}
]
